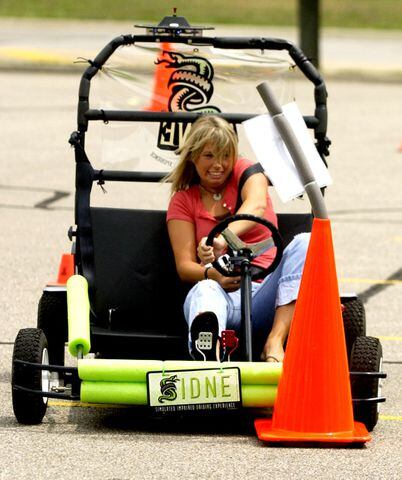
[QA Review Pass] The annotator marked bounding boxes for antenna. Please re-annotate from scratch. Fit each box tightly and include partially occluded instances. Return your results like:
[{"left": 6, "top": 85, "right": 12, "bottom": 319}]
[{"left": 135, "top": 12, "right": 214, "bottom": 37}]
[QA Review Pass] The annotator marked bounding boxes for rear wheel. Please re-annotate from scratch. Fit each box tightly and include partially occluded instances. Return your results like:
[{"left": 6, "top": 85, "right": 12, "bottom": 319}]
[
  {"left": 342, "top": 296, "right": 366, "bottom": 358},
  {"left": 350, "top": 336, "right": 383, "bottom": 432},
  {"left": 12, "top": 328, "right": 50, "bottom": 424}
]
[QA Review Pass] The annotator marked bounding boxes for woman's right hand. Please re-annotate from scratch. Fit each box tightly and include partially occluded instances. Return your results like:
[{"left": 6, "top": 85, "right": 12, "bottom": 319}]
[{"left": 197, "top": 236, "right": 227, "bottom": 265}]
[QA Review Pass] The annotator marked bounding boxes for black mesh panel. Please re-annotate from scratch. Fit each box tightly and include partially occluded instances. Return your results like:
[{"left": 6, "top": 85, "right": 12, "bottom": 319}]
[{"left": 277, "top": 213, "right": 312, "bottom": 248}]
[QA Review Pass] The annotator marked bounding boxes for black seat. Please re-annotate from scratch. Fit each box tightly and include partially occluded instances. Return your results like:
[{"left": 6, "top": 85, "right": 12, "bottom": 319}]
[
  {"left": 86, "top": 207, "right": 312, "bottom": 359},
  {"left": 88, "top": 207, "right": 189, "bottom": 358}
]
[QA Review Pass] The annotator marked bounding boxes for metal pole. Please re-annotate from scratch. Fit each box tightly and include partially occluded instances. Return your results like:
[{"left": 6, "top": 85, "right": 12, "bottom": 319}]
[
  {"left": 298, "top": 0, "right": 320, "bottom": 69},
  {"left": 240, "top": 260, "right": 253, "bottom": 361},
  {"left": 257, "top": 82, "right": 328, "bottom": 219}
]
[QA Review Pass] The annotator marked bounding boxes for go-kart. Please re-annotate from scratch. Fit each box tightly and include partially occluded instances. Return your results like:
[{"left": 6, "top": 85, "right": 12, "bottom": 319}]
[{"left": 11, "top": 12, "right": 385, "bottom": 433}]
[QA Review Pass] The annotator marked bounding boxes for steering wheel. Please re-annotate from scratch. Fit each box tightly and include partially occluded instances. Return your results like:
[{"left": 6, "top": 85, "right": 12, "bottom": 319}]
[{"left": 206, "top": 214, "right": 284, "bottom": 281}]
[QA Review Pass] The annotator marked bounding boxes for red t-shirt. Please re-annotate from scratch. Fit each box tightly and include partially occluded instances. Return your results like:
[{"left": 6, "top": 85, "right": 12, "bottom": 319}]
[{"left": 166, "top": 158, "right": 278, "bottom": 269}]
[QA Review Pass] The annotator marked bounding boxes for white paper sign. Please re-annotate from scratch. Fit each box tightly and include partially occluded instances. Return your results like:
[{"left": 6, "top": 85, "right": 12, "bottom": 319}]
[{"left": 243, "top": 102, "right": 332, "bottom": 203}]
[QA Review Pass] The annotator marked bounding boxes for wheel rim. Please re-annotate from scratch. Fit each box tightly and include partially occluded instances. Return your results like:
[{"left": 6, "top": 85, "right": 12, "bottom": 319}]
[
  {"left": 377, "top": 357, "right": 383, "bottom": 414},
  {"left": 41, "top": 348, "right": 50, "bottom": 404}
]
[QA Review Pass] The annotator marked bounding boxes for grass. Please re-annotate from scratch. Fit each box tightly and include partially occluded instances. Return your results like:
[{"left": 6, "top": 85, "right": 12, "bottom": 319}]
[{"left": 0, "top": 0, "right": 401, "bottom": 30}]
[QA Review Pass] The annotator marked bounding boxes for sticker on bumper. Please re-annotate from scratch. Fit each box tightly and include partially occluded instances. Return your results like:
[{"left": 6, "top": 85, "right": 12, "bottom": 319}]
[{"left": 147, "top": 367, "right": 241, "bottom": 412}]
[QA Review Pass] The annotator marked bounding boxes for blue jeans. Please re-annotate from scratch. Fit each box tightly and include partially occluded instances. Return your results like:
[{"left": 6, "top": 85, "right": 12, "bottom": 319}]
[{"left": 184, "top": 233, "right": 310, "bottom": 355}]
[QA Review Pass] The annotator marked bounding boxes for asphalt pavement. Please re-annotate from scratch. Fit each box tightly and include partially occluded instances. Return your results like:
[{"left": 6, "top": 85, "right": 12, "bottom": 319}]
[{"left": 0, "top": 16, "right": 401, "bottom": 480}]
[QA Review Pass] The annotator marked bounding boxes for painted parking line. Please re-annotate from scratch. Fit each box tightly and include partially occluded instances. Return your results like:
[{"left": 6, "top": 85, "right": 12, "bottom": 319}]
[
  {"left": 379, "top": 415, "right": 402, "bottom": 422},
  {"left": 341, "top": 272, "right": 402, "bottom": 303},
  {"left": 377, "top": 336, "right": 402, "bottom": 341},
  {"left": 0, "top": 47, "right": 72, "bottom": 64},
  {"left": 340, "top": 278, "right": 402, "bottom": 285}
]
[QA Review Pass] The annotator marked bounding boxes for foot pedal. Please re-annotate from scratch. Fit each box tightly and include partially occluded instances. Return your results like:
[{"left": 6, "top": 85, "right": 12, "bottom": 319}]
[
  {"left": 196, "top": 332, "right": 214, "bottom": 351},
  {"left": 221, "top": 330, "right": 238, "bottom": 349},
  {"left": 221, "top": 330, "right": 239, "bottom": 360},
  {"left": 190, "top": 312, "right": 219, "bottom": 361}
]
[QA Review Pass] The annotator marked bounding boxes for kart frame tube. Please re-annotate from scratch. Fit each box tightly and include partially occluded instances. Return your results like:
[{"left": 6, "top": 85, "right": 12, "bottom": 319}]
[{"left": 84, "top": 110, "right": 319, "bottom": 129}]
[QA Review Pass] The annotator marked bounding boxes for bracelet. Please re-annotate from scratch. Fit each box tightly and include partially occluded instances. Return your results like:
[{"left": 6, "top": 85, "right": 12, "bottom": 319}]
[{"left": 204, "top": 263, "right": 213, "bottom": 280}]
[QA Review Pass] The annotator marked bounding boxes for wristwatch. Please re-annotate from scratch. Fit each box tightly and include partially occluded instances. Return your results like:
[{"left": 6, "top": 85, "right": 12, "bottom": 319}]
[{"left": 204, "top": 263, "right": 213, "bottom": 279}]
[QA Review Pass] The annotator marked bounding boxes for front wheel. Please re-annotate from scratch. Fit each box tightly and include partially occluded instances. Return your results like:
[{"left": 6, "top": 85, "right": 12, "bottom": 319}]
[
  {"left": 350, "top": 336, "right": 383, "bottom": 432},
  {"left": 12, "top": 328, "right": 50, "bottom": 424}
]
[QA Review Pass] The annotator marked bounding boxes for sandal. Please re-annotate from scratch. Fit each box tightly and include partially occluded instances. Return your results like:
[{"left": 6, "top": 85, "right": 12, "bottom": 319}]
[{"left": 264, "top": 355, "right": 280, "bottom": 362}]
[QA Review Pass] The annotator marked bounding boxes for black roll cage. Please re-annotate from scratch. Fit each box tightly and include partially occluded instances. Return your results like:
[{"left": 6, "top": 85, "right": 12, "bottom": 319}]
[
  {"left": 76, "top": 34, "right": 329, "bottom": 153},
  {"left": 70, "top": 32, "right": 331, "bottom": 299}
]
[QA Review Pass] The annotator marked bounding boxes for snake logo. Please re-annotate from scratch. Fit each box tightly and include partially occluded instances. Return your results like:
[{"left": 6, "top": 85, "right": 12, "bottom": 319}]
[
  {"left": 156, "top": 50, "right": 221, "bottom": 151},
  {"left": 158, "top": 375, "right": 179, "bottom": 403},
  {"left": 156, "top": 50, "right": 221, "bottom": 114}
]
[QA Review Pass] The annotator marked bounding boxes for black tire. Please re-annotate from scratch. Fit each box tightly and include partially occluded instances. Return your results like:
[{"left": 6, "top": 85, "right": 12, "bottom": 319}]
[
  {"left": 37, "top": 291, "right": 67, "bottom": 366},
  {"left": 12, "top": 328, "right": 49, "bottom": 424},
  {"left": 342, "top": 297, "right": 366, "bottom": 358},
  {"left": 350, "top": 336, "right": 382, "bottom": 432}
]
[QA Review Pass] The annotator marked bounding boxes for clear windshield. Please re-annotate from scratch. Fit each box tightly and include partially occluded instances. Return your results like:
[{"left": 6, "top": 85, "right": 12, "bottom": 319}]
[{"left": 87, "top": 42, "right": 306, "bottom": 173}]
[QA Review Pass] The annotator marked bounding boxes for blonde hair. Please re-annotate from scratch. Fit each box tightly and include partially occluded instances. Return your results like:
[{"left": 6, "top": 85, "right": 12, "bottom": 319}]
[{"left": 165, "top": 115, "right": 238, "bottom": 193}]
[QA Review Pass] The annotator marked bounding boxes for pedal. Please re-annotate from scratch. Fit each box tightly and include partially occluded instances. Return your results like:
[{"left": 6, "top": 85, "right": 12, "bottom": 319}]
[
  {"left": 221, "top": 330, "right": 239, "bottom": 359},
  {"left": 221, "top": 330, "right": 238, "bottom": 349},
  {"left": 196, "top": 332, "right": 214, "bottom": 351}
]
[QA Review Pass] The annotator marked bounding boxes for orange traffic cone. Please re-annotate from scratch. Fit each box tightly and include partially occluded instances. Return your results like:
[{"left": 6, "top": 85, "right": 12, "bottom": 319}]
[
  {"left": 255, "top": 218, "right": 371, "bottom": 444},
  {"left": 55, "top": 253, "right": 75, "bottom": 285},
  {"left": 145, "top": 42, "right": 173, "bottom": 112}
]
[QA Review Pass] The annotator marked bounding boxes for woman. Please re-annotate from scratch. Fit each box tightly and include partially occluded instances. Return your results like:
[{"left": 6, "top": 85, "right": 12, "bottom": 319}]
[{"left": 166, "top": 116, "right": 308, "bottom": 362}]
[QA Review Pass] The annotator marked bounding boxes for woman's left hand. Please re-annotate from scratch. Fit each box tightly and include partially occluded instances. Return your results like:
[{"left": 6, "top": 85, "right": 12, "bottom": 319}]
[{"left": 218, "top": 274, "right": 242, "bottom": 292}]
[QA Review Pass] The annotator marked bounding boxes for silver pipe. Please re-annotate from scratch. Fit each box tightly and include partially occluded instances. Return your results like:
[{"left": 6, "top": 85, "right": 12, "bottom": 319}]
[{"left": 256, "top": 82, "right": 328, "bottom": 219}]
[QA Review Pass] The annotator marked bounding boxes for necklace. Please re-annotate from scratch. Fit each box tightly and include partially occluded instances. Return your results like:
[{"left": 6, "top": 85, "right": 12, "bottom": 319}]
[{"left": 199, "top": 184, "right": 224, "bottom": 202}]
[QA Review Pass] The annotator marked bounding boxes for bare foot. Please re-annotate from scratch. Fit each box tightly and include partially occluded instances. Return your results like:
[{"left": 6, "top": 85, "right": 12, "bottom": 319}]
[{"left": 260, "top": 345, "right": 284, "bottom": 362}]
